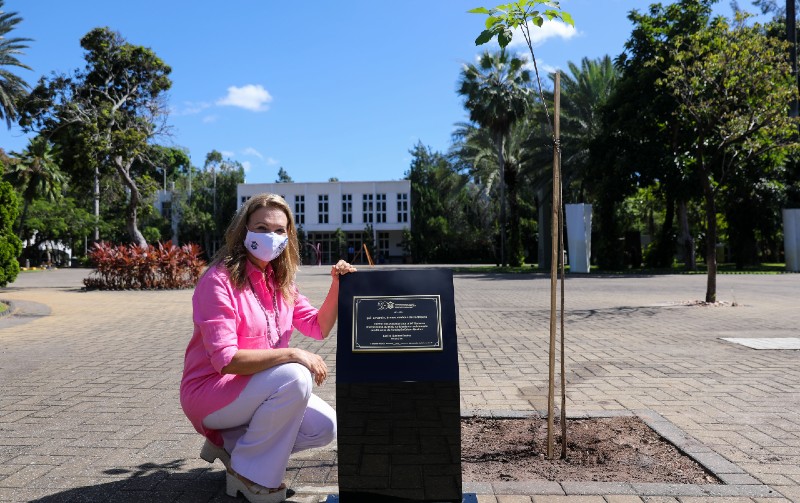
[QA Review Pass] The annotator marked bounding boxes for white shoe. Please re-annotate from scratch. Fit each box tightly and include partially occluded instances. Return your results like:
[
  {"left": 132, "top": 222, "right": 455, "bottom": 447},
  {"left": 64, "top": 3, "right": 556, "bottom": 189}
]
[
  {"left": 199, "top": 439, "right": 231, "bottom": 470},
  {"left": 225, "top": 470, "right": 287, "bottom": 503}
]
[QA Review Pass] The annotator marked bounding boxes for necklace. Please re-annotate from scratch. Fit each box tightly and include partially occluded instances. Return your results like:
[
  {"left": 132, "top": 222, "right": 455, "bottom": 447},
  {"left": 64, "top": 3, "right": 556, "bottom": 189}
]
[{"left": 247, "top": 276, "right": 280, "bottom": 343}]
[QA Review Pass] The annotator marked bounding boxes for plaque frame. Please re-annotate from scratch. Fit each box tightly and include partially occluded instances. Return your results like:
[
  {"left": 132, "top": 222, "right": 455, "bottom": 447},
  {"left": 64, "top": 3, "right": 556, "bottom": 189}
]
[{"left": 351, "top": 294, "right": 443, "bottom": 353}]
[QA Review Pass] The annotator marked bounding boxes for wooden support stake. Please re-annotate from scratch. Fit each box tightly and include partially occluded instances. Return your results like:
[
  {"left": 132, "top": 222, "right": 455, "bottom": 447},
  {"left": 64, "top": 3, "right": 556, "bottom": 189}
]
[
  {"left": 547, "top": 72, "right": 562, "bottom": 460},
  {"left": 363, "top": 243, "right": 374, "bottom": 267}
]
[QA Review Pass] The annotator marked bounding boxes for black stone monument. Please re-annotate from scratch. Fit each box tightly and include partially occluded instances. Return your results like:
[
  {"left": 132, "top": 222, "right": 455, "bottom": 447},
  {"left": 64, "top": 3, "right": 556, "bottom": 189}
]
[{"left": 333, "top": 269, "right": 464, "bottom": 503}]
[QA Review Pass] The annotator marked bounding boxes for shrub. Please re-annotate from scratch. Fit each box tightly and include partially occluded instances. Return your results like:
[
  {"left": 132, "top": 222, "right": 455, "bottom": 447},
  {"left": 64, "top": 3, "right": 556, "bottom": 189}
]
[
  {"left": 0, "top": 181, "right": 22, "bottom": 287},
  {"left": 83, "top": 241, "right": 206, "bottom": 290}
]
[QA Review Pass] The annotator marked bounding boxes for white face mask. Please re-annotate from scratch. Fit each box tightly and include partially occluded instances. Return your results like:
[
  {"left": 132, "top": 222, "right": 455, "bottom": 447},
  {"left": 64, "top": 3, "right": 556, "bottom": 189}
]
[{"left": 244, "top": 231, "right": 288, "bottom": 263}]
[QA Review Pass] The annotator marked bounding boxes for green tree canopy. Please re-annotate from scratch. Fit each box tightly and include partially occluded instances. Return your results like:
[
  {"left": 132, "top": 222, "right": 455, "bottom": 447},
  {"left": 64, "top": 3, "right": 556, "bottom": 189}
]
[
  {"left": 406, "top": 142, "right": 493, "bottom": 263},
  {"left": 589, "top": 0, "right": 716, "bottom": 269},
  {"left": 657, "top": 14, "right": 800, "bottom": 300},
  {"left": 276, "top": 167, "right": 293, "bottom": 183},
  {"left": 20, "top": 27, "right": 172, "bottom": 247}
]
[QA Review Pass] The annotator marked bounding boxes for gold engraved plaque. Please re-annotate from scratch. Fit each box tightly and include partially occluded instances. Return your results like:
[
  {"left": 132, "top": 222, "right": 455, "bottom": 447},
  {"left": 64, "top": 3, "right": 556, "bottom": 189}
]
[{"left": 351, "top": 295, "right": 443, "bottom": 353}]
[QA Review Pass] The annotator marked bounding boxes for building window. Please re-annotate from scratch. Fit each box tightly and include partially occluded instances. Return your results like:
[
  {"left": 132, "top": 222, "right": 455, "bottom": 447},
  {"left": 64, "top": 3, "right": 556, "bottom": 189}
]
[
  {"left": 307, "top": 232, "right": 338, "bottom": 264},
  {"left": 397, "top": 193, "right": 408, "bottom": 223},
  {"left": 376, "top": 193, "right": 386, "bottom": 223},
  {"left": 241, "top": 195, "right": 251, "bottom": 205},
  {"left": 346, "top": 232, "right": 360, "bottom": 261},
  {"left": 318, "top": 194, "right": 329, "bottom": 224},
  {"left": 342, "top": 194, "right": 352, "bottom": 224},
  {"left": 377, "top": 231, "right": 389, "bottom": 262},
  {"left": 362, "top": 193, "right": 374, "bottom": 223},
  {"left": 295, "top": 195, "right": 305, "bottom": 225}
]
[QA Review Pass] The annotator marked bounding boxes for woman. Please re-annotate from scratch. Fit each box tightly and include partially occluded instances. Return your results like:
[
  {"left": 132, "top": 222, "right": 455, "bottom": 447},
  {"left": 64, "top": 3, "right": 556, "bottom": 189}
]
[{"left": 180, "top": 193, "right": 356, "bottom": 503}]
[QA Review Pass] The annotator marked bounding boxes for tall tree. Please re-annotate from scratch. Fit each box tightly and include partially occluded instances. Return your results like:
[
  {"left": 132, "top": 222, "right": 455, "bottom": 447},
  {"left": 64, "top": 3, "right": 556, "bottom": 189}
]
[
  {"left": 178, "top": 152, "right": 244, "bottom": 258},
  {"left": 749, "top": 0, "right": 800, "bottom": 16},
  {"left": 451, "top": 115, "right": 545, "bottom": 266},
  {"left": 0, "top": 0, "right": 31, "bottom": 128},
  {"left": 524, "top": 57, "right": 619, "bottom": 267},
  {"left": 20, "top": 27, "right": 172, "bottom": 247},
  {"left": 658, "top": 14, "right": 800, "bottom": 301},
  {"left": 457, "top": 50, "right": 531, "bottom": 266},
  {"left": 7, "top": 136, "right": 65, "bottom": 237},
  {"left": 19, "top": 196, "right": 94, "bottom": 265},
  {"left": 406, "top": 142, "right": 492, "bottom": 263},
  {"left": 276, "top": 166, "right": 293, "bottom": 183},
  {"left": 591, "top": 0, "right": 716, "bottom": 269}
]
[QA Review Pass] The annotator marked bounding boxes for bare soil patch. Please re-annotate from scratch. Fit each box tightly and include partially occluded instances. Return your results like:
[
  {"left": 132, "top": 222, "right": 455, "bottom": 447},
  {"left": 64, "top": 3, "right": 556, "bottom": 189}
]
[{"left": 461, "top": 416, "right": 721, "bottom": 484}]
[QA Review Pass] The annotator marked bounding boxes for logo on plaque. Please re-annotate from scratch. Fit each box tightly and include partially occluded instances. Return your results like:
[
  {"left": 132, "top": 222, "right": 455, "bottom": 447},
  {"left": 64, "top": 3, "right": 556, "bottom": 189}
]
[{"left": 352, "top": 295, "right": 443, "bottom": 352}]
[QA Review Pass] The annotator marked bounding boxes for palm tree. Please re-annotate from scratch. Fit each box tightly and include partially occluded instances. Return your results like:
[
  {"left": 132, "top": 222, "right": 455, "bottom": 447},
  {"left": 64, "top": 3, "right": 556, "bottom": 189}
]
[
  {"left": 519, "top": 57, "right": 618, "bottom": 268},
  {"left": 8, "top": 136, "right": 65, "bottom": 237},
  {"left": 0, "top": 1, "right": 31, "bottom": 127},
  {"left": 451, "top": 113, "right": 548, "bottom": 266},
  {"left": 558, "top": 56, "right": 619, "bottom": 202},
  {"left": 458, "top": 51, "right": 531, "bottom": 266}
]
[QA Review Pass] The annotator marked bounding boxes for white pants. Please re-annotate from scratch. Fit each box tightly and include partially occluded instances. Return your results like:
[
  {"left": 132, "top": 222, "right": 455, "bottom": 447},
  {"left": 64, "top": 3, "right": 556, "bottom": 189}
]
[{"left": 202, "top": 363, "right": 337, "bottom": 487}]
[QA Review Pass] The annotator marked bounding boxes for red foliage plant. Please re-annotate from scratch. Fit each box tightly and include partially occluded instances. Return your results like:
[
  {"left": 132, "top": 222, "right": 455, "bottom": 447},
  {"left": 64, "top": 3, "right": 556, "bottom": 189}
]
[{"left": 83, "top": 241, "right": 207, "bottom": 290}]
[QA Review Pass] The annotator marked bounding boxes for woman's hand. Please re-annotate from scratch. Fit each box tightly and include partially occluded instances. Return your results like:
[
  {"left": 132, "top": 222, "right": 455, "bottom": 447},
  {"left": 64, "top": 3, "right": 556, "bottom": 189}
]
[
  {"left": 318, "top": 260, "right": 357, "bottom": 339},
  {"left": 293, "top": 348, "right": 329, "bottom": 386},
  {"left": 330, "top": 260, "right": 357, "bottom": 281}
]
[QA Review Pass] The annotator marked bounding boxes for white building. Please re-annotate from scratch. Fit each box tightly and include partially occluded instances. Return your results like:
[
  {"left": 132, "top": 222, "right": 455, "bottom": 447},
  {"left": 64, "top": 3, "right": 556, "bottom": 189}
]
[{"left": 237, "top": 181, "right": 411, "bottom": 264}]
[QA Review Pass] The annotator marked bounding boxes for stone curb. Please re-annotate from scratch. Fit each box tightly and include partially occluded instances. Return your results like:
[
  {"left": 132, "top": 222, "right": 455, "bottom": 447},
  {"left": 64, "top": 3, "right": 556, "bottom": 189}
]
[
  {"left": 459, "top": 409, "right": 784, "bottom": 499},
  {"left": 0, "top": 299, "right": 14, "bottom": 318}
]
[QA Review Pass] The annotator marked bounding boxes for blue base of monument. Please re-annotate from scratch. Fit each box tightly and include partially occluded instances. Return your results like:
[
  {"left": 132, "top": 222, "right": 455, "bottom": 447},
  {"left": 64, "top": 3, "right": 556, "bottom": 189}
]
[{"left": 325, "top": 494, "right": 477, "bottom": 503}]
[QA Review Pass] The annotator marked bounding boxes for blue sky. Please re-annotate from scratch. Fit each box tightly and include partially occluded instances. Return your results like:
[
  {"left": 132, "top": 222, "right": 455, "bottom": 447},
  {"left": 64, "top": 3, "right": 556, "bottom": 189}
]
[{"left": 0, "top": 1, "right": 749, "bottom": 184}]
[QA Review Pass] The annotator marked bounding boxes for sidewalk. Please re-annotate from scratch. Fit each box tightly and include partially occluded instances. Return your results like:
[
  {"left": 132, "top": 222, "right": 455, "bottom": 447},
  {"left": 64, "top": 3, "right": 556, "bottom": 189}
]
[{"left": 0, "top": 266, "right": 798, "bottom": 502}]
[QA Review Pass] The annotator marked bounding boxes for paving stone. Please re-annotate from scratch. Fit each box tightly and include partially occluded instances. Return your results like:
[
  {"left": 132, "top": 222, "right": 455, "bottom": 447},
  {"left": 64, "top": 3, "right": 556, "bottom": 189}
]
[
  {"left": 603, "top": 497, "right": 645, "bottom": 503},
  {"left": 560, "top": 481, "right": 635, "bottom": 495},
  {"left": 1, "top": 269, "right": 799, "bottom": 500}
]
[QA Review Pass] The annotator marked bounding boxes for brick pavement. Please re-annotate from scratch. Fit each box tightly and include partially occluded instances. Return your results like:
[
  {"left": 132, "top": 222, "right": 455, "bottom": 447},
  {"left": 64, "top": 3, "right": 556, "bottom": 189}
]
[{"left": 0, "top": 267, "right": 798, "bottom": 502}]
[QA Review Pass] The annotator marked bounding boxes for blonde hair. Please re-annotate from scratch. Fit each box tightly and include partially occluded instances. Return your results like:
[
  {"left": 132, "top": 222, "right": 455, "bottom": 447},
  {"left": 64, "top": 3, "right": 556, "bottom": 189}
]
[{"left": 209, "top": 193, "right": 300, "bottom": 301}]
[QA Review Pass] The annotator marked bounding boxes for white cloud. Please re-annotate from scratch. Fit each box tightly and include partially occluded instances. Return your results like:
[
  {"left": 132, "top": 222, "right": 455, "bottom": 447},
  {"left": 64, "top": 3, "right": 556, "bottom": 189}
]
[
  {"left": 216, "top": 84, "right": 273, "bottom": 112},
  {"left": 540, "top": 62, "right": 560, "bottom": 75},
  {"left": 221, "top": 150, "right": 235, "bottom": 158},
  {"left": 265, "top": 157, "right": 279, "bottom": 166},
  {"left": 520, "top": 56, "right": 560, "bottom": 78},
  {"left": 241, "top": 160, "right": 252, "bottom": 173},
  {"left": 202, "top": 115, "right": 218, "bottom": 124},
  {"left": 243, "top": 147, "right": 264, "bottom": 159},
  {"left": 177, "top": 101, "right": 212, "bottom": 116},
  {"left": 508, "top": 19, "right": 578, "bottom": 48}
]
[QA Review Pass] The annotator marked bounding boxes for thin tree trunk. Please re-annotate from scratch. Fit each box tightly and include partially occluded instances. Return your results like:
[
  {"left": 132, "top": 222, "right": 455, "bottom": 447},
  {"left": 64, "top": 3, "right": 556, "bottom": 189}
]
[
  {"left": 678, "top": 200, "right": 696, "bottom": 270},
  {"left": 17, "top": 199, "right": 29, "bottom": 239},
  {"left": 94, "top": 166, "right": 100, "bottom": 242},
  {"left": 538, "top": 190, "right": 551, "bottom": 269},
  {"left": 659, "top": 192, "right": 675, "bottom": 267},
  {"left": 701, "top": 168, "right": 717, "bottom": 303},
  {"left": 496, "top": 132, "right": 507, "bottom": 267},
  {"left": 114, "top": 156, "right": 147, "bottom": 248},
  {"left": 506, "top": 163, "right": 521, "bottom": 266}
]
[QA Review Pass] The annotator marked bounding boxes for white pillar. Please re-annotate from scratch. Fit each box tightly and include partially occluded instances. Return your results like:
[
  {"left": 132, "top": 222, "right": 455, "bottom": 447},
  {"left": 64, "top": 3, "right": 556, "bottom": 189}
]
[
  {"left": 783, "top": 208, "right": 800, "bottom": 272},
  {"left": 565, "top": 204, "right": 593, "bottom": 273}
]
